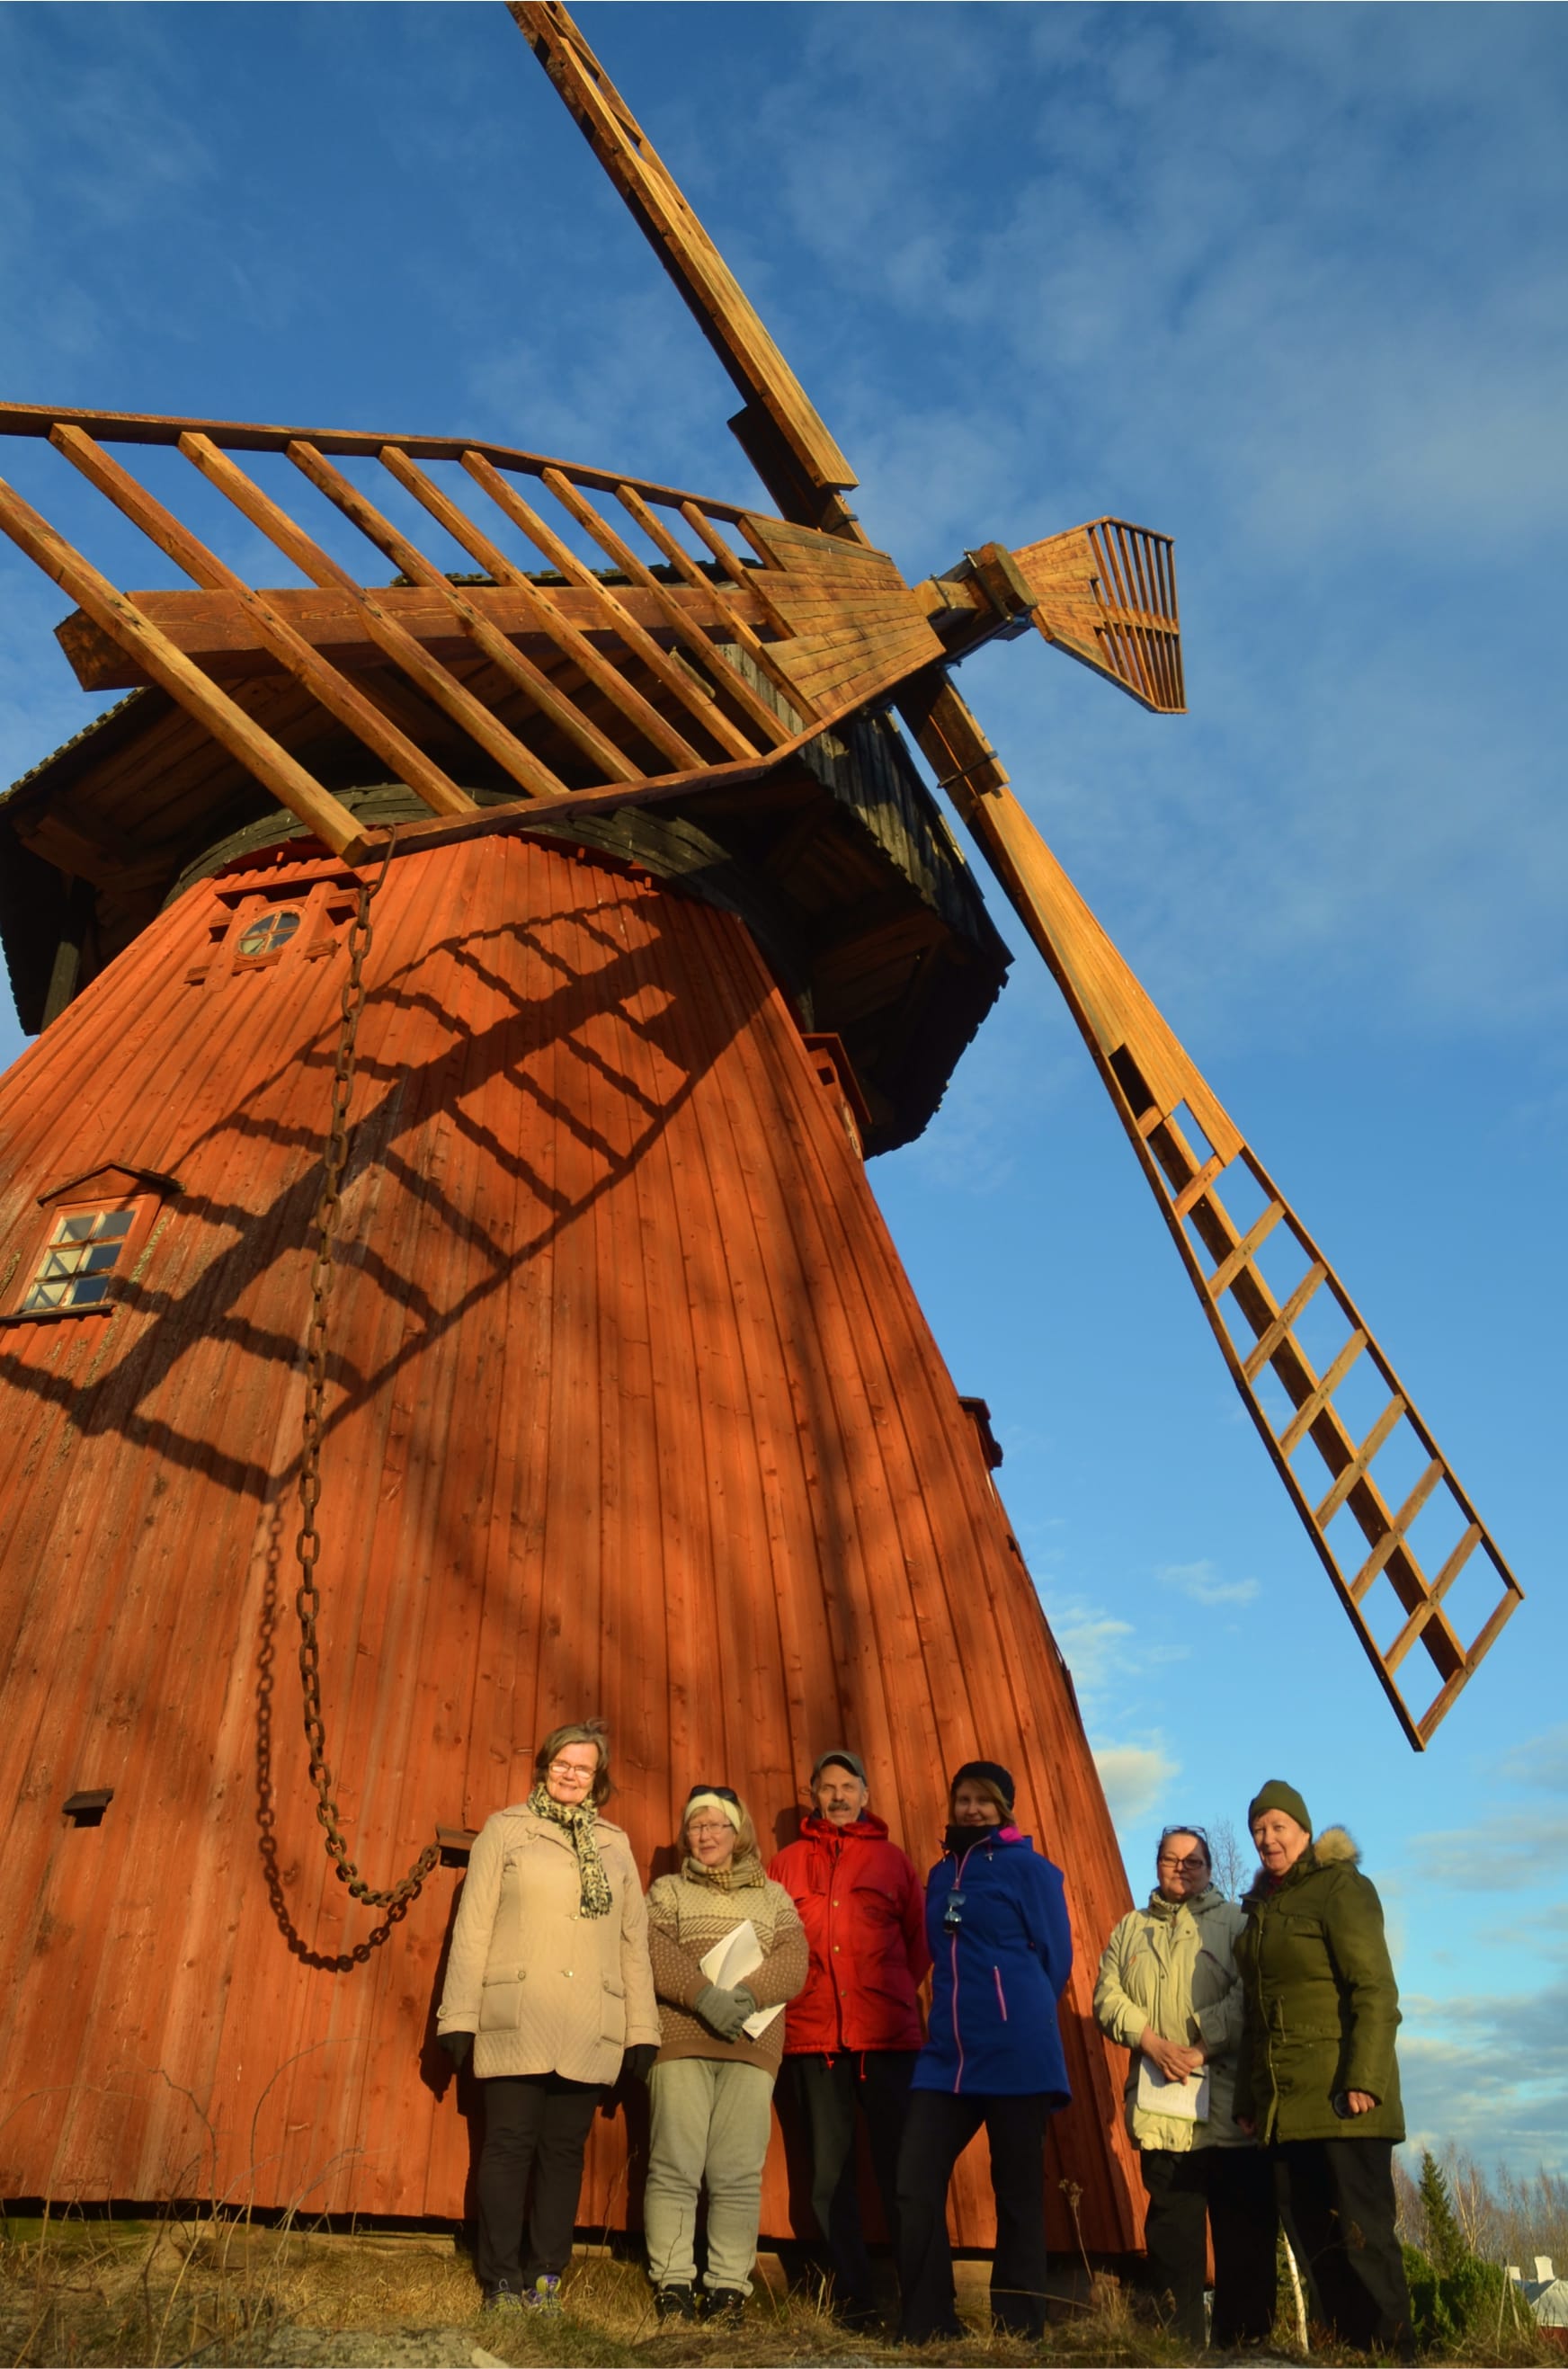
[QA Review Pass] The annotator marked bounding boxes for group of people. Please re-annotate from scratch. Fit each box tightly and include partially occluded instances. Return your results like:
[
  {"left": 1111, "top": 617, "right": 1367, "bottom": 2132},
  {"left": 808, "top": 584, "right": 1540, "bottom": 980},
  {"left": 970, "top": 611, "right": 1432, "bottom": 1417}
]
[{"left": 436, "top": 1728, "right": 1412, "bottom": 2354}]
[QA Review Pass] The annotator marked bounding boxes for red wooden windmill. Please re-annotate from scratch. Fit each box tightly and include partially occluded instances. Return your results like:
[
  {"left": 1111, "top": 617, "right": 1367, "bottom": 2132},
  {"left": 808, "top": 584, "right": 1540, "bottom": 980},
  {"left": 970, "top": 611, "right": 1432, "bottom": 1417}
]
[{"left": 0, "top": 3, "right": 1520, "bottom": 2256}]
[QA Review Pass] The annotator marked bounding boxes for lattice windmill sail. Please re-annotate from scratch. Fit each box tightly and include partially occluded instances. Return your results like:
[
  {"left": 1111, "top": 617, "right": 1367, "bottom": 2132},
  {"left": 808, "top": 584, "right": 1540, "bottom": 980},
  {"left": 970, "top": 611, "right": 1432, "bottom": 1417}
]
[
  {"left": 0, "top": 0, "right": 1521, "bottom": 2248},
  {"left": 514, "top": 0, "right": 1521, "bottom": 1748}
]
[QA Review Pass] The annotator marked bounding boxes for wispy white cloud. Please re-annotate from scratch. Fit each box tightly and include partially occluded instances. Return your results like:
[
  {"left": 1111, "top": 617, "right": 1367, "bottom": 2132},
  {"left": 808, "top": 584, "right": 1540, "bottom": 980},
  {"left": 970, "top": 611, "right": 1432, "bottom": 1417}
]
[
  {"left": 1158, "top": 1558, "right": 1260, "bottom": 1608},
  {"left": 1039, "top": 1594, "right": 1135, "bottom": 1701},
  {"left": 1499, "top": 1726, "right": 1568, "bottom": 1795},
  {"left": 1401, "top": 1974, "right": 1568, "bottom": 2176},
  {"left": 1093, "top": 1740, "right": 1180, "bottom": 1828},
  {"left": 1404, "top": 1724, "right": 1568, "bottom": 1895}
]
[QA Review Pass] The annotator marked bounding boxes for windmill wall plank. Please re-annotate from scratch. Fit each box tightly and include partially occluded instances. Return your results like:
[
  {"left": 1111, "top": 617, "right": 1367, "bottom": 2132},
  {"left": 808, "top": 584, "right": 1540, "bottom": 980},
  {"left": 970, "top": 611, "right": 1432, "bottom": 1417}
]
[{"left": 0, "top": 832, "right": 1142, "bottom": 2249}]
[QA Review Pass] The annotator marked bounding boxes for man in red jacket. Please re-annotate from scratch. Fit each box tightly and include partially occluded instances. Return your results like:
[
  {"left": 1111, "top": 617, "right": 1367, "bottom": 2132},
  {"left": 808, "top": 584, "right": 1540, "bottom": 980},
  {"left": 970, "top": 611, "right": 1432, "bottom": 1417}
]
[{"left": 768, "top": 1750, "right": 930, "bottom": 2329}]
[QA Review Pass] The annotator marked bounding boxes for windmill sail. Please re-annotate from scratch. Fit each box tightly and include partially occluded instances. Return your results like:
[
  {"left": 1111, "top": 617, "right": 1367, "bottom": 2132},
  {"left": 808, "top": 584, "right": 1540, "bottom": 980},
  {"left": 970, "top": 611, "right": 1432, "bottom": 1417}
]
[{"left": 518, "top": 0, "right": 1522, "bottom": 1744}]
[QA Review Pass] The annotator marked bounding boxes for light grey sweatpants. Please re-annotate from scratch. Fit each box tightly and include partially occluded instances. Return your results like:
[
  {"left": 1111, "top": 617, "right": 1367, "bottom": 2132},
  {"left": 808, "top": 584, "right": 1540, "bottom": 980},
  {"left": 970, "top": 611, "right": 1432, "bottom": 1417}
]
[{"left": 644, "top": 2055, "right": 775, "bottom": 2295}]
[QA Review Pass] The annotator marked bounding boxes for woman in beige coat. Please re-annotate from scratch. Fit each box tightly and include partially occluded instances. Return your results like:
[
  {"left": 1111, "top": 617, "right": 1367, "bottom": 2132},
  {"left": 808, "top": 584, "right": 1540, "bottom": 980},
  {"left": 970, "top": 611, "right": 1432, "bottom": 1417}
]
[
  {"left": 438, "top": 1721, "right": 660, "bottom": 2314},
  {"left": 1094, "top": 1823, "right": 1277, "bottom": 2346}
]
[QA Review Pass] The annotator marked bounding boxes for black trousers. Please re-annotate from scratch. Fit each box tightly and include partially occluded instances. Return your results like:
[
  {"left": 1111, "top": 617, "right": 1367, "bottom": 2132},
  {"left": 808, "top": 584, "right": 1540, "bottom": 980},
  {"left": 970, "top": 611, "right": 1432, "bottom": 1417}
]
[
  {"left": 1273, "top": 2137, "right": 1411, "bottom": 2350},
  {"left": 474, "top": 2071, "right": 601, "bottom": 2293},
  {"left": 895, "top": 2090, "right": 1053, "bottom": 2342},
  {"left": 1139, "top": 2145, "right": 1279, "bottom": 2346},
  {"left": 790, "top": 2050, "right": 916, "bottom": 2309}
]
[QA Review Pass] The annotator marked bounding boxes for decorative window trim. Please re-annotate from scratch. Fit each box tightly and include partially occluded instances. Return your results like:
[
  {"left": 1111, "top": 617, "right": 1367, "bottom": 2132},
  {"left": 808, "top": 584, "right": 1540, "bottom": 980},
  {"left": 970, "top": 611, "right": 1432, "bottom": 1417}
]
[
  {"left": 185, "top": 876, "right": 360, "bottom": 987},
  {"left": 38, "top": 1163, "right": 183, "bottom": 1208}
]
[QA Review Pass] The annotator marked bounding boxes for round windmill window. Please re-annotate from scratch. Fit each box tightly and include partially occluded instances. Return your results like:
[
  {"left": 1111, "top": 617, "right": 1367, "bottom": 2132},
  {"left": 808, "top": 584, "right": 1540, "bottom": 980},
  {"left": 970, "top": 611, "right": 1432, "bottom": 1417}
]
[{"left": 236, "top": 908, "right": 303, "bottom": 961}]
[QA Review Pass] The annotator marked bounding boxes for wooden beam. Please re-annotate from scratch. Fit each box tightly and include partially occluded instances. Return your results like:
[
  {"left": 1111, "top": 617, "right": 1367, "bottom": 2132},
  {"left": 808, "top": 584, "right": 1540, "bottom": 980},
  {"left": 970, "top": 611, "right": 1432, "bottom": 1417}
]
[
  {"left": 378, "top": 448, "right": 647, "bottom": 784},
  {"left": 530, "top": 467, "right": 762, "bottom": 761},
  {"left": 0, "top": 468, "right": 367, "bottom": 859},
  {"left": 539, "top": 469, "right": 792, "bottom": 749},
  {"left": 512, "top": 2, "right": 859, "bottom": 529},
  {"left": 178, "top": 433, "right": 563, "bottom": 805},
  {"left": 286, "top": 441, "right": 575, "bottom": 798},
  {"left": 459, "top": 452, "right": 706, "bottom": 772},
  {"left": 462, "top": 456, "right": 719, "bottom": 758},
  {"left": 615, "top": 485, "right": 808, "bottom": 721},
  {"left": 0, "top": 398, "right": 753, "bottom": 519},
  {"left": 49, "top": 426, "right": 479, "bottom": 821},
  {"left": 53, "top": 578, "right": 763, "bottom": 692}
]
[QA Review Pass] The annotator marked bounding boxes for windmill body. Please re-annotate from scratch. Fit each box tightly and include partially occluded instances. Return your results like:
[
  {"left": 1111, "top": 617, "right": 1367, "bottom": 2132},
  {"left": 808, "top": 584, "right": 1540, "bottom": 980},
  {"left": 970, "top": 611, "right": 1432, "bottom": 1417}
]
[
  {"left": 0, "top": 0, "right": 1523, "bottom": 2261},
  {"left": 0, "top": 721, "right": 1139, "bottom": 2247}
]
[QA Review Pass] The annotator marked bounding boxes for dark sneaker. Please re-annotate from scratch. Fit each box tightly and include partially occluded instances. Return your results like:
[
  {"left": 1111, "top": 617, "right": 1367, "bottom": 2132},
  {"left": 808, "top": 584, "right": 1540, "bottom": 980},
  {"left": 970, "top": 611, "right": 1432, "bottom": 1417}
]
[
  {"left": 702, "top": 2288, "right": 746, "bottom": 2326},
  {"left": 654, "top": 2284, "right": 699, "bottom": 2323},
  {"left": 834, "top": 2293, "right": 880, "bottom": 2332},
  {"left": 482, "top": 2283, "right": 525, "bottom": 2314},
  {"left": 523, "top": 2272, "right": 564, "bottom": 2315}
]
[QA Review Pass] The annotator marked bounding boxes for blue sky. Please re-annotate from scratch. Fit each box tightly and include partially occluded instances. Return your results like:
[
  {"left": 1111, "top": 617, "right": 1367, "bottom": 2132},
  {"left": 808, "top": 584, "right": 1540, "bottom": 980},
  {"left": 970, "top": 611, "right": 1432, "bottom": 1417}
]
[{"left": 1, "top": 4, "right": 1564, "bottom": 2178}]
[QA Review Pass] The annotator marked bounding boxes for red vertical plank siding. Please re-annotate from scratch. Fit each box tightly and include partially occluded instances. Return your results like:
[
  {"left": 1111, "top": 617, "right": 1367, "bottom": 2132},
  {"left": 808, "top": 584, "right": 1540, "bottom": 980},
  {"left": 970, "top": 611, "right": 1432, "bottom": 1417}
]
[{"left": 0, "top": 833, "right": 1142, "bottom": 2249}]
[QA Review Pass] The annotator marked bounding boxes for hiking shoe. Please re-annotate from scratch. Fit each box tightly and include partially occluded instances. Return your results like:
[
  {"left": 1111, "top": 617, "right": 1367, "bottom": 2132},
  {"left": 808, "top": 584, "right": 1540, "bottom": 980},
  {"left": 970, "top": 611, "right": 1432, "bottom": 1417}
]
[
  {"left": 654, "top": 2284, "right": 699, "bottom": 2323},
  {"left": 523, "top": 2272, "right": 564, "bottom": 2315},
  {"left": 701, "top": 2287, "right": 745, "bottom": 2325},
  {"left": 482, "top": 2283, "right": 525, "bottom": 2313}
]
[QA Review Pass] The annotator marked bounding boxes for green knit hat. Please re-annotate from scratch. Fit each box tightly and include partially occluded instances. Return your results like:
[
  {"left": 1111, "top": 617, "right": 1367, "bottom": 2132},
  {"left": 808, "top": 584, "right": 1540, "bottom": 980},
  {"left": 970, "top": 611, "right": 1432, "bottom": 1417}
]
[{"left": 1247, "top": 1778, "right": 1312, "bottom": 1834}]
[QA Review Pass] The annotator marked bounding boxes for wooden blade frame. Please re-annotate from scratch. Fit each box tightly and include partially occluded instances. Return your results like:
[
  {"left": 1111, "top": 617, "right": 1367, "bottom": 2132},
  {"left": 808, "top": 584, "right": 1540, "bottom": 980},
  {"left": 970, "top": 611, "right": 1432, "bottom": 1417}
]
[
  {"left": 931, "top": 765, "right": 1523, "bottom": 1750},
  {"left": 1014, "top": 520, "right": 1185, "bottom": 714},
  {"left": 0, "top": 407, "right": 946, "bottom": 860},
  {"left": 518, "top": 0, "right": 1523, "bottom": 1745}
]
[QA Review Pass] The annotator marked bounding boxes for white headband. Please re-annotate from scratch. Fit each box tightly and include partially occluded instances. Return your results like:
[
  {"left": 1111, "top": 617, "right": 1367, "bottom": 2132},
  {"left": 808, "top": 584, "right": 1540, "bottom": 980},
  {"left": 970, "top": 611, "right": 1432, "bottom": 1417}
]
[{"left": 685, "top": 1790, "right": 743, "bottom": 1832}]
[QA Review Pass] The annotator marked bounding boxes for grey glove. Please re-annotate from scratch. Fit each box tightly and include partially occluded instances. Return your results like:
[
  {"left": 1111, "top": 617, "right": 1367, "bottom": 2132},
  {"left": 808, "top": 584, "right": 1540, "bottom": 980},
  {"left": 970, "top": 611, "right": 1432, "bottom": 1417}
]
[{"left": 693, "top": 1983, "right": 752, "bottom": 2041}]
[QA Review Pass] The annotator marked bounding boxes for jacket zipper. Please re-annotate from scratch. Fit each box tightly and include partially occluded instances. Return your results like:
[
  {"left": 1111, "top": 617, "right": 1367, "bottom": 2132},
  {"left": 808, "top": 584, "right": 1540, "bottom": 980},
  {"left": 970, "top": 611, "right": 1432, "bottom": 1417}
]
[
  {"left": 993, "top": 1966, "right": 1007, "bottom": 2021},
  {"left": 949, "top": 1845, "right": 977, "bottom": 2093}
]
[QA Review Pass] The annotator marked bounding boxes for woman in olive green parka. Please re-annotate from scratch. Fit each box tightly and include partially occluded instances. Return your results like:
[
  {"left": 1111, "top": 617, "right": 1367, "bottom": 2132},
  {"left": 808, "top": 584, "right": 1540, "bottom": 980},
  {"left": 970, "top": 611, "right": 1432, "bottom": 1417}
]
[{"left": 1234, "top": 1780, "right": 1411, "bottom": 2355}]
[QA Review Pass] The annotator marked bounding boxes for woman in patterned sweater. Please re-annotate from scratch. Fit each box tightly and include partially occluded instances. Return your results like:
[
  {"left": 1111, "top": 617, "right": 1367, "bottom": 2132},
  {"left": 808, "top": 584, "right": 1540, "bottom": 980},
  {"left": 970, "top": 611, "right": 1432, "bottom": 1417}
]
[{"left": 644, "top": 1784, "right": 808, "bottom": 2324}]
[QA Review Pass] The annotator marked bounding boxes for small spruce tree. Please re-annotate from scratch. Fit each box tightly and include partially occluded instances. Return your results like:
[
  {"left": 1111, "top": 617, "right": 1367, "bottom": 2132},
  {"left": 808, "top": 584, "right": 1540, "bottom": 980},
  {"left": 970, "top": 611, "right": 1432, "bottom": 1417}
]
[{"left": 1419, "top": 2148, "right": 1469, "bottom": 2275}]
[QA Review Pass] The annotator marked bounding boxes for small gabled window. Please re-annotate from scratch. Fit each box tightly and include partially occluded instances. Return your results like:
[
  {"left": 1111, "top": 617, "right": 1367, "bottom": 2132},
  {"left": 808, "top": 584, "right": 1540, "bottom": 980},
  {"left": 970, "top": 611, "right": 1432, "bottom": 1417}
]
[
  {"left": 4, "top": 1163, "right": 180, "bottom": 1326},
  {"left": 21, "top": 1207, "right": 136, "bottom": 1313}
]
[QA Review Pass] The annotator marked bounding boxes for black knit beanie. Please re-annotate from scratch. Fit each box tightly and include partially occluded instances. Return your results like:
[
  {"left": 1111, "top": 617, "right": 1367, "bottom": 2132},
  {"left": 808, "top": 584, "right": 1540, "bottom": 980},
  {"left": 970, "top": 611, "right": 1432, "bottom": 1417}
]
[
  {"left": 951, "top": 1759, "right": 1015, "bottom": 1813},
  {"left": 1247, "top": 1778, "right": 1312, "bottom": 1834}
]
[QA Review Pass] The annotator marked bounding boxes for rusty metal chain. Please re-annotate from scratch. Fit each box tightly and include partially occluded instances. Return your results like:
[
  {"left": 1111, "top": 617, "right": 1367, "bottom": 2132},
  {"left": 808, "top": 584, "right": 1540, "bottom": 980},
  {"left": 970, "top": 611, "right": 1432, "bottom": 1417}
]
[{"left": 294, "top": 827, "right": 438, "bottom": 1909}]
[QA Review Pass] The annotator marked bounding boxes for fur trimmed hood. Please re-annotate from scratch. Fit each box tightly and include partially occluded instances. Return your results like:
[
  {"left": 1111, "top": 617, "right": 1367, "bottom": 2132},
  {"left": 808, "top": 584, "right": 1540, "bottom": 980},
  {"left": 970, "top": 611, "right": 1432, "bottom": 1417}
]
[{"left": 1244, "top": 1824, "right": 1359, "bottom": 1901}]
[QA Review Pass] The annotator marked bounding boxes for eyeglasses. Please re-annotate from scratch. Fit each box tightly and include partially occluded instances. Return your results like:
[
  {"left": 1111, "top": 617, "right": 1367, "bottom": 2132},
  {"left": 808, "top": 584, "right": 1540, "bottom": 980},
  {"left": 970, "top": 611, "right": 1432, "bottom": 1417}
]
[
  {"left": 686, "top": 1785, "right": 739, "bottom": 1804},
  {"left": 1156, "top": 1854, "right": 1209, "bottom": 1874},
  {"left": 547, "top": 1760, "right": 595, "bottom": 1784},
  {"left": 687, "top": 1820, "right": 733, "bottom": 1839}
]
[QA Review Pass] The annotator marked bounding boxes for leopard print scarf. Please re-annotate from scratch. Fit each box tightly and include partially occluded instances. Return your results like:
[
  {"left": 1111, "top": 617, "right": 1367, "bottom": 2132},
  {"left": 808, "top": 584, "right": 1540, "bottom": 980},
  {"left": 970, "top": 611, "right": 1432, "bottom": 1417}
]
[{"left": 528, "top": 1782, "right": 613, "bottom": 1919}]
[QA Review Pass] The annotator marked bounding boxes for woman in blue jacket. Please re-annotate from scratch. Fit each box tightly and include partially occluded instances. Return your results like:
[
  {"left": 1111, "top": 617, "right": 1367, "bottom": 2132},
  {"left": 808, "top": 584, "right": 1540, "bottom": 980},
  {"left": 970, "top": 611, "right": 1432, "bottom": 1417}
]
[{"left": 895, "top": 1759, "right": 1072, "bottom": 2344}]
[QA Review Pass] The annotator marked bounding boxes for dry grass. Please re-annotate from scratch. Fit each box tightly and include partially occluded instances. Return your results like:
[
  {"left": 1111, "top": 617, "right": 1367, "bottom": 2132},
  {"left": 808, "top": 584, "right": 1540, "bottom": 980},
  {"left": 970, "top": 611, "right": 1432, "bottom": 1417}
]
[
  {"left": 0, "top": 2221, "right": 1196, "bottom": 2368},
  {"left": 0, "top": 2216, "right": 1559, "bottom": 2368}
]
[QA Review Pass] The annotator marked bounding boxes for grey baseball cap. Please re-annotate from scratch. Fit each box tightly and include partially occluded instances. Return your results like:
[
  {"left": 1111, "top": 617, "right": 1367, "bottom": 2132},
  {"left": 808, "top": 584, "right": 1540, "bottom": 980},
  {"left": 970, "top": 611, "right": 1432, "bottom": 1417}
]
[{"left": 811, "top": 1750, "right": 868, "bottom": 1786}]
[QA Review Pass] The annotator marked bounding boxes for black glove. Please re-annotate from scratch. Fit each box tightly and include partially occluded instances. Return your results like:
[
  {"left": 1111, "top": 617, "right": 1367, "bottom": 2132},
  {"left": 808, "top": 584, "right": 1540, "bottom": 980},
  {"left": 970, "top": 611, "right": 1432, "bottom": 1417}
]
[
  {"left": 621, "top": 2043, "right": 658, "bottom": 2084},
  {"left": 439, "top": 2029, "right": 473, "bottom": 2070},
  {"left": 693, "top": 1983, "right": 750, "bottom": 2041}
]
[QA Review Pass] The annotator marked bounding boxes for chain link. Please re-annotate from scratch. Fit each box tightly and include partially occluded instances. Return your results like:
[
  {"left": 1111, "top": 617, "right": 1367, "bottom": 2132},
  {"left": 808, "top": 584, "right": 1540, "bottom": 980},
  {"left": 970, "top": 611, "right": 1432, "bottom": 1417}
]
[{"left": 294, "top": 828, "right": 438, "bottom": 1909}]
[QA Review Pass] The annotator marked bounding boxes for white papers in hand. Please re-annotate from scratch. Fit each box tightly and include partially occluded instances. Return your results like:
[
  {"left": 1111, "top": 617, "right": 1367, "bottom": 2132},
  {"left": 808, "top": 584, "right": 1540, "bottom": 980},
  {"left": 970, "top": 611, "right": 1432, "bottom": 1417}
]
[
  {"left": 1137, "top": 2058, "right": 1210, "bottom": 2122},
  {"left": 698, "top": 1918, "right": 783, "bottom": 2038}
]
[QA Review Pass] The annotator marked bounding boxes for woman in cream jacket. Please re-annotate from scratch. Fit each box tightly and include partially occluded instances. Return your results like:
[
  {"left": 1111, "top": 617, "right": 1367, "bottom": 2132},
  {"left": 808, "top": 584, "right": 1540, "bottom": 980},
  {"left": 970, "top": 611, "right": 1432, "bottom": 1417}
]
[
  {"left": 1094, "top": 1823, "right": 1276, "bottom": 2346},
  {"left": 438, "top": 1722, "right": 660, "bottom": 2313}
]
